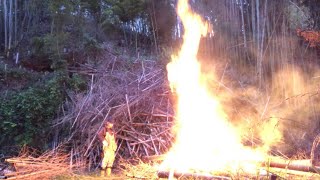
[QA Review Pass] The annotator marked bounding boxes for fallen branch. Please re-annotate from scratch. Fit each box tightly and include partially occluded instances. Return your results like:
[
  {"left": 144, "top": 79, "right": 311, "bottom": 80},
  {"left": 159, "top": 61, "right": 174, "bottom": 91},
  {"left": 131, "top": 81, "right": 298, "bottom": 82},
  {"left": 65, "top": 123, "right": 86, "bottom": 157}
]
[
  {"left": 6, "top": 170, "right": 51, "bottom": 180},
  {"left": 142, "top": 155, "right": 165, "bottom": 162},
  {"left": 4, "top": 147, "right": 81, "bottom": 180},
  {"left": 265, "top": 159, "right": 320, "bottom": 173},
  {"left": 157, "top": 159, "right": 319, "bottom": 179},
  {"left": 157, "top": 170, "right": 231, "bottom": 180}
]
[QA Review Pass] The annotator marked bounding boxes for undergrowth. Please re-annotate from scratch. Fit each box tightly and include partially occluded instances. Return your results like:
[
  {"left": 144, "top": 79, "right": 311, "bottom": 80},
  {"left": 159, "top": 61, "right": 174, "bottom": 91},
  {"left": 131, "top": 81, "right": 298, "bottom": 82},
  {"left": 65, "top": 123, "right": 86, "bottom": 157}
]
[{"left": 0, "top": 71, "right": 86, "bottom": 155}]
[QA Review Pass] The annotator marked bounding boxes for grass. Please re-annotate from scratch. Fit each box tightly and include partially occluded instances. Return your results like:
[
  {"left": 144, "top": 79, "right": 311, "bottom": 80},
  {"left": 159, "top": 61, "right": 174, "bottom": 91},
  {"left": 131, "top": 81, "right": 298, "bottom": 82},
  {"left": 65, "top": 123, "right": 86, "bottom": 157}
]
[{"left": 53, "top": 158, "right": 159, "bottom": 180}]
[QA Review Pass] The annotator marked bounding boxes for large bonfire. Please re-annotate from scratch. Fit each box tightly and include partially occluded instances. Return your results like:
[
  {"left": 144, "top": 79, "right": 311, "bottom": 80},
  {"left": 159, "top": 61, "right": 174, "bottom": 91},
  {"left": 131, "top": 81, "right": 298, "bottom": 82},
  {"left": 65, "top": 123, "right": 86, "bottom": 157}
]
[{"left": 160, "top": 0, "right": 282, "bottom": 175}]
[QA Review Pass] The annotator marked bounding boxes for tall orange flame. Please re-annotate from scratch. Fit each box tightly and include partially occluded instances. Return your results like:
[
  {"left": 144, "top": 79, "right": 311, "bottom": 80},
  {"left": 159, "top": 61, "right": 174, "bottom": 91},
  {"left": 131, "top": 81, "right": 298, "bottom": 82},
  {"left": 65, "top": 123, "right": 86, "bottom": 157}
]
[{"left": 161, "top": 0, "right": 282, "bottom": 175}]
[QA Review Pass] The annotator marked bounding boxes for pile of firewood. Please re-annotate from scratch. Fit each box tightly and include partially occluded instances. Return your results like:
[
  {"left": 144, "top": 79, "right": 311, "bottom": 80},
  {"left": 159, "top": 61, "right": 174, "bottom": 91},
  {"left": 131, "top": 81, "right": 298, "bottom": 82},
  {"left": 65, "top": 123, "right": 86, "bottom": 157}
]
[
  {"left": 3, "top": 147, "right": 82, "bottom": 180},
  {"left": 52, "top": 45, "right": 175, "bottom": 169}
]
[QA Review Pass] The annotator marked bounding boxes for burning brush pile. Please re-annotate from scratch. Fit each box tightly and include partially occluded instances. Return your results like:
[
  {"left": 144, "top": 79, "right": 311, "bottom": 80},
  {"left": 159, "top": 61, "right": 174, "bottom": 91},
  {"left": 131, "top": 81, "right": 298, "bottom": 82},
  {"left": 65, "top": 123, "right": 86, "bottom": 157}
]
[
  {"left": 156, "top": 0, "right": 320, "bottom": 179},
  {"left": 4, "top": 0, "right": 320, "bottom": 179}
]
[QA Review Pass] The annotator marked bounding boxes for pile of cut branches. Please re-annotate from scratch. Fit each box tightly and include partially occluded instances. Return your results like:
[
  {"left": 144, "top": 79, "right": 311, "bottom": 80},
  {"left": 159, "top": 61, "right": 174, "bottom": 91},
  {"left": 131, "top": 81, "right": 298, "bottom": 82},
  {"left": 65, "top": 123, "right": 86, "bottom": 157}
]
[
  {"left": 4, "top": 147, "right": 82, "bottom": 179},
  {"left": 54, "top": 44, "right": 175, "bottom": 169}
]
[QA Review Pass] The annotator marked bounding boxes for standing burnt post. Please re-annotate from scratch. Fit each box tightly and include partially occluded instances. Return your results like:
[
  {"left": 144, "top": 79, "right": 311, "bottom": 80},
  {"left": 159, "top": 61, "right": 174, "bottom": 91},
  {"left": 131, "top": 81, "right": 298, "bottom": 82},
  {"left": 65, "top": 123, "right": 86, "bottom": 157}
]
[{"left": 98, "top": 121, "right": 117, "bottom": 177}]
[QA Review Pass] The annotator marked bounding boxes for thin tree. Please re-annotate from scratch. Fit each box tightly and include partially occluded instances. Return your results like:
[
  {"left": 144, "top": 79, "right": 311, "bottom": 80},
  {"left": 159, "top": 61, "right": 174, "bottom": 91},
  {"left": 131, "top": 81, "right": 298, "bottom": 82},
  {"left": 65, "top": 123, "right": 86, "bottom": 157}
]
[
  {"left": 8, "top": 0, "right": 12, "bottom": 53},
  {"left": 4, "top": 0, "right": 8, "bottom": 54},
  {"left": 14, "top": 0, "right": 17, "bottom": 46},
  {"left": 240, "top": 0, "right": 247, "bottom": 49}
]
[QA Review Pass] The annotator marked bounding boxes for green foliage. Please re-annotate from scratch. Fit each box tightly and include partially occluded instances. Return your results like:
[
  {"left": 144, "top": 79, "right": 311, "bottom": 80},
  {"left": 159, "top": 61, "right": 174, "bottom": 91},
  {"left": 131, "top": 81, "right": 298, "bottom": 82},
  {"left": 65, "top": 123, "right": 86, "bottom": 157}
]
[
  {"left": 0, "top": 73, "right": 87, "bottom": 152},
  {"left": 101, "top": 7, "right": 122, "bottom": 36},
  {"left": 49, "top": 0, "right": 75, "bottom": 15},
  {"left": 105, "top": 0, "right": 147, "bottom": 23},
  {"left": 51, "top": 57, "right": 68, "bottom": 71},
  {"left": 0, "top": 64, "right": 39, "bottom": 92},
  {"left": 83, "top": 35, "right": 103, "bottom": 58},
  {"left": 0, "top": 65, "right": 34, "bottom": 82},
  {"left": 81, "top": 0, "right": 101, "bottom": 16},
  {"left": 0, "top": 79, "right": 62, "bottom": 149},
  {"left": 285, "top": 3, "right": 312, "bottom": 30},
  {"left": 31, "top": 33, "right": 70, "bottom": 71},
  {"left": 31, "top": 37, "right": 46, "bottom": 56},
  {"left": 148, "top": 0, "right": 176, "bottom": 44},
  {"left": 68, "top": 74, "right": 87, "bottom": 92},
  {"left": 31, "top": 33, "right": 68, "bottom": 56},
  {"left": 49, "top": 0, "right": 75, "bottom": 33}
]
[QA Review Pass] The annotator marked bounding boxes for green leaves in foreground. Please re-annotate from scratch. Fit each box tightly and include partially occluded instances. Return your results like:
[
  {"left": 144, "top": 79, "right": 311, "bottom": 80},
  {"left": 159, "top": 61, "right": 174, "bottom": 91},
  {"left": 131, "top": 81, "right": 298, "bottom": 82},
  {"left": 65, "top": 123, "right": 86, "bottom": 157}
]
[{"left": 0, "top": 73, "right": 86, "bottom": 152}]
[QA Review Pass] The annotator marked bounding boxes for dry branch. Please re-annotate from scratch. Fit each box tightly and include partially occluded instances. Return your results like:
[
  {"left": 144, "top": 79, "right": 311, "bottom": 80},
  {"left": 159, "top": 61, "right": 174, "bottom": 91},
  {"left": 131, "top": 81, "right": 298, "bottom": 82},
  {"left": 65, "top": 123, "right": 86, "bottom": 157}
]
[
  {"left": 53, "top": 47, "right": 174, "bottom": 169},
  {"left": 265, "top": 159, "right": 320, "bottom": 173},
  {"left": 4, "top": 148, "right": 81, "bottom": 180},
  {"left": 157, "top": 170, "right": 231, "bottom": 180}
]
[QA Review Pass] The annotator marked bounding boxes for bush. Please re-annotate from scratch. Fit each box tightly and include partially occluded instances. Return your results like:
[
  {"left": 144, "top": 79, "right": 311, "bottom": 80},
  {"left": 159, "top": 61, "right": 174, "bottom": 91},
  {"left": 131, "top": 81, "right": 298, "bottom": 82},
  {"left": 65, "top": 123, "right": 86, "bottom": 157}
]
[{"left": 0, "top": 73, "right": 87, "bottom": 153}]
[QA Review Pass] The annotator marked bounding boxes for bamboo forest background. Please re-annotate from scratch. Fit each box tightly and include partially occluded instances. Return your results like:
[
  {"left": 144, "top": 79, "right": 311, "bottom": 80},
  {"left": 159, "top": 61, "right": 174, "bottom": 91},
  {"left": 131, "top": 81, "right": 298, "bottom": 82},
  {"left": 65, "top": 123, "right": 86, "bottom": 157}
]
[{"left": 1, "top": 0, "right": 319, "bottom": 86}]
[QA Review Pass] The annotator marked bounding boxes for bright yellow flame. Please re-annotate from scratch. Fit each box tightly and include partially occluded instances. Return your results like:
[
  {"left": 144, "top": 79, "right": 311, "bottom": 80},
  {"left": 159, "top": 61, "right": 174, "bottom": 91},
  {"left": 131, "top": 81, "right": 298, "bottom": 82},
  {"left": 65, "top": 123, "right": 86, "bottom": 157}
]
[
  {"left": 161, "top": 0, "right": 282, "bottom": 174},
  {"left": 259, "top": 117, "right": 282, "bottom": 152}
]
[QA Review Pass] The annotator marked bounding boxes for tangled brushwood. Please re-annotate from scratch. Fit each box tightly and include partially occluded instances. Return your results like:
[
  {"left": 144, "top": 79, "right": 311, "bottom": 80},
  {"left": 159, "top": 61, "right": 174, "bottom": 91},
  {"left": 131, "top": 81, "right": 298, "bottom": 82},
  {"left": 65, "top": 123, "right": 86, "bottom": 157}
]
[
  {"left": 53, "top": 43, "right": 175, "bottom": 169},
  {"left": 4, "top": 146, "right": 82, "bottom": 180}
]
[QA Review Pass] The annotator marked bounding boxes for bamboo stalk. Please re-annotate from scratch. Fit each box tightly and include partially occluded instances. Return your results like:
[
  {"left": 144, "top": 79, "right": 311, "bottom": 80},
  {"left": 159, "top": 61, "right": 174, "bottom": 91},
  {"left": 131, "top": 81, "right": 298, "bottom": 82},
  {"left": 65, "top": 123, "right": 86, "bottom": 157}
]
[
  {"left": 142, "top": 155, "right": 165, "bottom": 162},
  {"left": 6, "top": 170, "right": 51, "bottom": 180},
  {"left": 125, "top": 94, "right": 132, "bottom": 123},
  {"left": 157, "top": 170, "right": 231, "bottom": 180},
  {"left": 264, "top": 159, "right": 320, "bottom": 173},
  {"left": 157, "top": 159, "right": 319, "bottom": 179}
]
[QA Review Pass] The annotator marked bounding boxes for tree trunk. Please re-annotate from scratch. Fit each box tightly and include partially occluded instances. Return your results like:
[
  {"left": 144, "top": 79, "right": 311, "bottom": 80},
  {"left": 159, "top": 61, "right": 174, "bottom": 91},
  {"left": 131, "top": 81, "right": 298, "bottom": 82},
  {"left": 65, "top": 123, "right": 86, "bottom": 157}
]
[
  {"left": 251, "top": 0, "right": 256, "bottom": 44},
  {"left": 19, "top": 1, "right": 28, "bottom": 41},
  {"left": 255, "top": 0, "right": 263, "bottom": 88},
  {"left": 260, "top": 0, "right": 268, "bottom": 89},
  {"left": 8, "top": 0, "right": 13, "bottom": 53},
  {"left": 14, "top": 0, "right": 17, "bottom": 46},
  {"left": 4, "top": 0, "right": 8, "bottom": 54},
  {"left": 0, "top": 0, "right": 3, "bottom": 51},
  {"left": 151, "top": 0, "right": 158, "bottom": 54},
  {"left": 240, "top": 0, "right": 247, "bottom": 49}
]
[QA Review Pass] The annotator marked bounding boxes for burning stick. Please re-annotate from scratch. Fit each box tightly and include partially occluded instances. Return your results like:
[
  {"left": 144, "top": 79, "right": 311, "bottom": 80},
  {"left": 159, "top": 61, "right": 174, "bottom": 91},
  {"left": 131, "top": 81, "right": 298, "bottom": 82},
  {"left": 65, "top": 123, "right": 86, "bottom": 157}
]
[
  {"left": 264, "top": 159, "right": 320, "bottom": 173},
  {"left": 157, "top": 170, "right": 231, "bottom": 180},
  {"left": 157, "top": 159, "right": 320, "bottom": 179}
]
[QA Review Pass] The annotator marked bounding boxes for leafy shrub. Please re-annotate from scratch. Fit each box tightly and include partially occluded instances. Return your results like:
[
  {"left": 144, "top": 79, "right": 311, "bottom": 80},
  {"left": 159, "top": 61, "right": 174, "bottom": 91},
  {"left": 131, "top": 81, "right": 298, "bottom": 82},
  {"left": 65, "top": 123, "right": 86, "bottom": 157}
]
[
  {"left": 83, "top": 35, "right": 103, "bottom": 58},
  {"left": 68, "top": 74, "right": 87, "bottom": 92},
  {"left": 0, "top": 65, "right": 40, "bottom": 92},
  {"left": 0, "top": 73, "right": 87, "bottom": 153}
]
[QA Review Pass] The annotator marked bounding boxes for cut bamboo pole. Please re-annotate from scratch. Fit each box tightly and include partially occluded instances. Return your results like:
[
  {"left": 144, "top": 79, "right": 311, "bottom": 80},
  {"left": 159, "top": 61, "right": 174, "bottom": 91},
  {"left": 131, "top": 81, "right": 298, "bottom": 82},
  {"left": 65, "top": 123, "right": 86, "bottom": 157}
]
[
  {"left": 265, "top": 159, "right": 320, "bottom": 173},
  {"left": 157, "top": 170, "right": 231, "bottom": 180},
  {"left": 6, "top": 170, "right": 51, "bottom": 179},
  {"left": 157, "top": 159, "right": 320, "bottom": 179}
]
